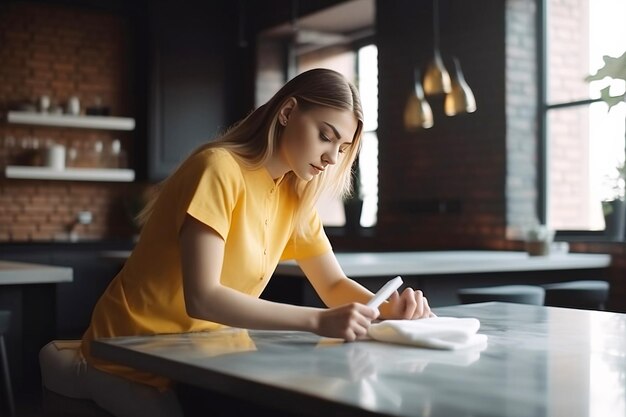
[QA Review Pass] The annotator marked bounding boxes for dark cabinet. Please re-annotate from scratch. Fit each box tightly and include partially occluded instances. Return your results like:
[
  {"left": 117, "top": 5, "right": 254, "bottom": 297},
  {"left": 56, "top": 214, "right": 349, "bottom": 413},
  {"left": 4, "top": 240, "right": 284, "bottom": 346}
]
[
  {"left": 0, "top": 241, "right": 132, "bottom": 390},
  {"left": 146, "top": 1, "right": 247, "bottom": 180},
  {"left": 53, "top": 252, "right": 123, "bottom": 338}
]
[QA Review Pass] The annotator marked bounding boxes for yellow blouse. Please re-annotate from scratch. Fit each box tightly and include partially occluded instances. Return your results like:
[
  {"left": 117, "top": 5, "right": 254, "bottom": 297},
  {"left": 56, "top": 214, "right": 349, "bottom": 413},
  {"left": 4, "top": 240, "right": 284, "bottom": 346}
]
[{"left": 81, "top": 148, "right": 331, "bottom": 389}]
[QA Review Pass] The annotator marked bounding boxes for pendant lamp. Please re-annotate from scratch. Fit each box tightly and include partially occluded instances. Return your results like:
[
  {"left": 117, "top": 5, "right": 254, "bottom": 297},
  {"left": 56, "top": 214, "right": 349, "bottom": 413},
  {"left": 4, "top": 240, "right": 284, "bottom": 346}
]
[
  {"left": 404, "top": 0, "right": 476, "bottom": 131},
  {"left": 444, "top": 57, "right": 476, "bottom": 116},
  {"left": 422, "top": 0, "right": 451, "bottom": 95},
  {"left": 404, "top": 69, "right": 434, "bottom": 130}
]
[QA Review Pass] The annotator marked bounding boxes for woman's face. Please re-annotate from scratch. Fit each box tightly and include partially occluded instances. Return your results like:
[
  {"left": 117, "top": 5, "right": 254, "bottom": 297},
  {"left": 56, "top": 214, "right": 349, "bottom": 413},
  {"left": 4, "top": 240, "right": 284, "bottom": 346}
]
[{"left": 277, "top": 100, "right": 358, "bottom": 182}]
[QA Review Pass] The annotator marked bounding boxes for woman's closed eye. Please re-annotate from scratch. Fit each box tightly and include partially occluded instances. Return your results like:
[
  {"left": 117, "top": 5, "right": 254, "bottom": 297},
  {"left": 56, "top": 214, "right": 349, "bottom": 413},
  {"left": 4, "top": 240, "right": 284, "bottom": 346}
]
[
  {"left": 320, "top": 132, "right": 349, "bottom": 154},
  {"left": 319, "top": 132, "right": 332, "bottom": 143}
]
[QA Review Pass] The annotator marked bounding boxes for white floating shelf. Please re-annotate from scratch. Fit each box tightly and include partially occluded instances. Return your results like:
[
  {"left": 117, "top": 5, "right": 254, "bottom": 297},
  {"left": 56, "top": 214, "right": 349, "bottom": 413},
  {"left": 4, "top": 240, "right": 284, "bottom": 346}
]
[
  {"left": 7, "top": 111, "right": 135, "bottom": 130},
  {"left": 5, "top": 166, "right": 135, "bottom": 182}
]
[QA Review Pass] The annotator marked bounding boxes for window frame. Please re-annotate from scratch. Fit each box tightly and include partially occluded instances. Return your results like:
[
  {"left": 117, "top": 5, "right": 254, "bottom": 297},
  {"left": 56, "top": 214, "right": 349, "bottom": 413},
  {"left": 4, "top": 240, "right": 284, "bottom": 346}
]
[
  {"left": 537, "top": 0, "right": 617, "bottom": 241},
  {"left": 296, "top": 37, "right": 379, "bottom": 237}
]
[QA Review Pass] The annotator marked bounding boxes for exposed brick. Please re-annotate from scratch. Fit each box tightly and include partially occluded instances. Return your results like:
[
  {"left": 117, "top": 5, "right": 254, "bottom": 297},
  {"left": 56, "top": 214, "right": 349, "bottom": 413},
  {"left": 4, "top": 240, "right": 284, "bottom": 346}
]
[{"left": 0, "top": 2, "right": 137, "bottom": 243}]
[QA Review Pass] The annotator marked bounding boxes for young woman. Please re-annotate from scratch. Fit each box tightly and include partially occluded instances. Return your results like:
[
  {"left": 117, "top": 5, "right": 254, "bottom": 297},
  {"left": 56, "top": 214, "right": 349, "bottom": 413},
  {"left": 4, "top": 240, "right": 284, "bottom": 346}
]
[{"left": 76, "top": 68, "right": 431, "bottom": 414}]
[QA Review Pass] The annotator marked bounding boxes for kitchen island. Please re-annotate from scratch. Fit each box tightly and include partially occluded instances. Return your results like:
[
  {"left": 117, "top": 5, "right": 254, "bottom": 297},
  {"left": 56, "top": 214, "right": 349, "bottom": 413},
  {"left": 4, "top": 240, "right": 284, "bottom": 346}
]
[
  {"left": 0, "top": 260, "right": 73, "bottom": 390},
  {"left": 92, "top": 302, "right": 626, "bottom": 417},
  {"left": 266, "top": 251, "right": 611, "bottom": 307},
  {"left": 0, "top": 260, "right": 73, "bottom": 285}
]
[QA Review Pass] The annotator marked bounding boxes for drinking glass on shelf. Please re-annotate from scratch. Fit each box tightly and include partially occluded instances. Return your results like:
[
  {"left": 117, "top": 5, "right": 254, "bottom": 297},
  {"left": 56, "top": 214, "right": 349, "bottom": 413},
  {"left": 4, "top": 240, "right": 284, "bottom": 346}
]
[{"left": 66, "top": 147, "right": 78, "bottom": 168}]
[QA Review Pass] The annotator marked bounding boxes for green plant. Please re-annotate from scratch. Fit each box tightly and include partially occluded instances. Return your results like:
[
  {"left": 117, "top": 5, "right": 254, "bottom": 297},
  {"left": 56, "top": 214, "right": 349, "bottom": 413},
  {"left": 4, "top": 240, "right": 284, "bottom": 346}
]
[
  {"left": 585, "top": 50, "right": 626, "bottom": 111},
  {"left": 587, "top": 50, "right": 626, "bottom": 211},
  {"left": 601, "top": 162, "right": 625, "bottom": 217}
]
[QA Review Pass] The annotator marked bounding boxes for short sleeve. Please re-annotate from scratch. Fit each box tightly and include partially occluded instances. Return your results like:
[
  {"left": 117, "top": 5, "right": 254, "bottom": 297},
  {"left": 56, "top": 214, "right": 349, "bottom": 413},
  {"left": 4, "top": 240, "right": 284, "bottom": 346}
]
[
  {"left": 280, "top": 208, "right": 332, "bottom": 261},
  {"left": 182, "top": 150, "right": 243, "bottom": 240}
]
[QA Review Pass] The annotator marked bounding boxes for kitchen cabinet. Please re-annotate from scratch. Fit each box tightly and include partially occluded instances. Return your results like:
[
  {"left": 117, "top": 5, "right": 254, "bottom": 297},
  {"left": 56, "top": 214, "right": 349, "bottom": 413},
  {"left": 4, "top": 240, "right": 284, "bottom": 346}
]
[
  {"left": 0, "top": 242, "right": 129, "bottom": 391},
  {"left": 146, "top": 1, "right": 243, "bottom": 180},
  {"left": 0, "top": 241, "right": 133, "bottom": 339}
]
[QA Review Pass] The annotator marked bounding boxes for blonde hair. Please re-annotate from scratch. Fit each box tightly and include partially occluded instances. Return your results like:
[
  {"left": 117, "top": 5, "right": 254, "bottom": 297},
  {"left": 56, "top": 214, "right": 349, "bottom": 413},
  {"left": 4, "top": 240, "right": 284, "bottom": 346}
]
[{"left": 138, "top": 68, "right": 364, "bottom": 236}]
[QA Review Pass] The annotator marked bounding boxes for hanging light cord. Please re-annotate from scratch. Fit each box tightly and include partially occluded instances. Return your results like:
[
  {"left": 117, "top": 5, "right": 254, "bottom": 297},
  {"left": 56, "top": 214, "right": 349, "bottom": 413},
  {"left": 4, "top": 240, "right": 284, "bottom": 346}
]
[
  {"left": 238, "top": 0, "right": 247, "bottom": 48},
  {"left": 291, "top": 0, "right": 299, "bottom": 33},
  {"left": 433, "top": 0, "right": 440, "bottom": 53}
]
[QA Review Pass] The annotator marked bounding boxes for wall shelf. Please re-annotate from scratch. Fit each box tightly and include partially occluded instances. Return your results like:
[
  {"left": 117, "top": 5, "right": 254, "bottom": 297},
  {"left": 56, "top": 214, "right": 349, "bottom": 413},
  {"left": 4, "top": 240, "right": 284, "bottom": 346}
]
[
  {"left": 5, "top": 166, "right": 135, "bottom": 182},
  {"left": 6, "top": 111, "right": 135, "bottom": 131}
]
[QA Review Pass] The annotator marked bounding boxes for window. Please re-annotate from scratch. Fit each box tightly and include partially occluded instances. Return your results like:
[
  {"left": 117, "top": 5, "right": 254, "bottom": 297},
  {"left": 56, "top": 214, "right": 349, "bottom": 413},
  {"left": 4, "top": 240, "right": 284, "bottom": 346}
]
[
  {"left": 542, "top": 0, "right": 626, "bottom": 232},
  {"left": 299, "top": 44, "right": 379, "bottom": 228},
  {"left": 255, "top": 0, "right": 377, "bottom": 229}
]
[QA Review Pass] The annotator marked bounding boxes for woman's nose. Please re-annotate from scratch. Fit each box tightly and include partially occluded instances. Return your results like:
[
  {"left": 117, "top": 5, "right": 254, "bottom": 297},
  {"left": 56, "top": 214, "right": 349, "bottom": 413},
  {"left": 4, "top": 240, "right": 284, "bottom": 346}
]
[{"left": 323, "top": 147, "right": 340, "bottom": 165}]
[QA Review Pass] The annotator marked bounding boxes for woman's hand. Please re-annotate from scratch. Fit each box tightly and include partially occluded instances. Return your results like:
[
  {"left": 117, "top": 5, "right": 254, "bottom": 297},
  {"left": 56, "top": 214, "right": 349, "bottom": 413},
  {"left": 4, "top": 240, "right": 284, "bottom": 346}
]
[
  {"left": 380, "top": 288, "right": 435, "bottom": 320},
  {"left": 314, "top": 303, "right": 379, "bottom": 341}
]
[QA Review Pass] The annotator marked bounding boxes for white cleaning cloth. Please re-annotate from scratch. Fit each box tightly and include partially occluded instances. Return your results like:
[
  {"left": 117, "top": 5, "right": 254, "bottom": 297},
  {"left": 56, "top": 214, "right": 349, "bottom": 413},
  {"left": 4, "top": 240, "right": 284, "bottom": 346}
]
[{"left": 367, "top": 317, "right": 488, "bottom": 350}]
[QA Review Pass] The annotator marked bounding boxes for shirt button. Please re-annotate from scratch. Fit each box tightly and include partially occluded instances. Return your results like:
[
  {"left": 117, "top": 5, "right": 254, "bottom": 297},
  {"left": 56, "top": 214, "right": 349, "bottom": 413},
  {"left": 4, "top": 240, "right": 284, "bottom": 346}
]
[
  {"left": 263, "top": 249, "right": 267, "bottom": 255},
  {"left": 264, "top": 219, "right": 268, "bottom": 226},
  {"left": 270, "top": 188, "right": 275, "bottom": 194},
  {"left": 259, "top": 275, "right": 264, "bottom": 281}
]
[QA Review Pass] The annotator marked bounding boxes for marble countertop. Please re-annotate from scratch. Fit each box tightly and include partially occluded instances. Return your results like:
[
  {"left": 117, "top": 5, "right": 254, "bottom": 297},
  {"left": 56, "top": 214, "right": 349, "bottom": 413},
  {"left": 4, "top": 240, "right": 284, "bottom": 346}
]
[
  {"left": 100, "top": 250, "right": 611, "bottom": 278},
  {"left": 276, "top": 251, "right": 611, "bottom": 277},
  {"left": 0, "top": 260, "right": 73, "bottom": 285},
  {"left": 92, "top": 302, "right": 626, "bottom": 417}
]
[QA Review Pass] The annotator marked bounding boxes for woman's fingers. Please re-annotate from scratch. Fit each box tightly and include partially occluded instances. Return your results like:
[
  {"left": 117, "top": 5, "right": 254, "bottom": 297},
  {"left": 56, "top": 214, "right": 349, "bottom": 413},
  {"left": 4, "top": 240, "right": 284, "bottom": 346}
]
[
  {"left": 416, "top": 295, "right": 432, "bottom": 319},
  {"left": 319, "top": 303, "right": 378, "bottom": 341},
  {"left": 380, "top": 287, "right": 434, "bottom": 320},
  {"left": 400, "top": 288, "right": 419, "bottom": 319}
]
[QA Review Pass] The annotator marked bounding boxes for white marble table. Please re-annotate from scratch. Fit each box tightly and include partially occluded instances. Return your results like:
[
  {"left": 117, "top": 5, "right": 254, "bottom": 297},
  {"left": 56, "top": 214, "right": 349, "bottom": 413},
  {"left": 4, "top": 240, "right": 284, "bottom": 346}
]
[
  {"left": 91, "top": 302, "right": 626, "bottom": 417},
  {"left": 275, "top": 251, "right": 611, "bottom": 277},
  {"left": 0, "top": 260, "right": 73, "bottom": 284}
]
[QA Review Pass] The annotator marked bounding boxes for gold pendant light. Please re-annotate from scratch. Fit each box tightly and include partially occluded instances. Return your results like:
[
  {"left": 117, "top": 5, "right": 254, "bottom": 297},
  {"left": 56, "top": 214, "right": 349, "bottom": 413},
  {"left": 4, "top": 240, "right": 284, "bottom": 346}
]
[
  {"left": 404, "top": 70, "right": 434, "bottom": 130},
  {"left": 404, "top": 0, "right": 476, "bottom": 131},
  {"left": 444, "top": 57, "right": 477, "bottom": 116},
  {"left": 422, "top": 0, "right": 451, "bottom": 95}
]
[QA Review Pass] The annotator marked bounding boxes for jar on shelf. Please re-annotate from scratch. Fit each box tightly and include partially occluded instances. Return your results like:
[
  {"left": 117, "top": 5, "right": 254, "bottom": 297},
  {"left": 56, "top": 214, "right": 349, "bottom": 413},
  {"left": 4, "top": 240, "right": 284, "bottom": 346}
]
[{"left": 108, "top": 139, "right": 127, "bottom": 168}]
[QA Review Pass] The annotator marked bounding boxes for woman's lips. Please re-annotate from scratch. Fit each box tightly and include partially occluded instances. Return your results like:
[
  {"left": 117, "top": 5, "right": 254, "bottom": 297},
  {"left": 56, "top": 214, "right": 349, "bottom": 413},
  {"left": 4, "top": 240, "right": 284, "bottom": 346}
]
[{"left": 310, "top": 164, "right": 325, "bottom": 173}]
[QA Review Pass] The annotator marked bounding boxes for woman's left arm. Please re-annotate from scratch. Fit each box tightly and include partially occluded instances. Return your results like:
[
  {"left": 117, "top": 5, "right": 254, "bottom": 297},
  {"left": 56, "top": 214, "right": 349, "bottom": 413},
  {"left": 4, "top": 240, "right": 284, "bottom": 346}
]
[{"left": 297, "top": 252, "right": 433, "bottom": 319}]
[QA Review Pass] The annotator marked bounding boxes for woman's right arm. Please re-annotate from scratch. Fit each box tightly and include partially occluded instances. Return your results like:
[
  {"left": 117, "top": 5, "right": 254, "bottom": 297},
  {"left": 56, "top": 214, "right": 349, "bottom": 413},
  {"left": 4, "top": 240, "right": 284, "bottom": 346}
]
[{"left": 179, "top": 215, "right": 377, "bottom": 341}]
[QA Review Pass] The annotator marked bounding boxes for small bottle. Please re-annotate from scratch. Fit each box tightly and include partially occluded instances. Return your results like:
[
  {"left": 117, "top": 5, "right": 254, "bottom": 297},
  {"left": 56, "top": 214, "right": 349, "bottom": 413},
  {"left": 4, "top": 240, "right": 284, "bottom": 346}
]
[
  {"left": 110, "top": 139, "right": 127, "bottom": 168},
  {"left": 86, "top": 141, "right": 104, "bottom": 168}
]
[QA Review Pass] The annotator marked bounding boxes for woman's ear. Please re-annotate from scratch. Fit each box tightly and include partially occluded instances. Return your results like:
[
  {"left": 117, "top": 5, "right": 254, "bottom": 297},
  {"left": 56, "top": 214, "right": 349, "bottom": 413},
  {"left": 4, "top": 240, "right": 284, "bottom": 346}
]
[{"left": 278, "top": 97, "right": 297, "bottom": 124}]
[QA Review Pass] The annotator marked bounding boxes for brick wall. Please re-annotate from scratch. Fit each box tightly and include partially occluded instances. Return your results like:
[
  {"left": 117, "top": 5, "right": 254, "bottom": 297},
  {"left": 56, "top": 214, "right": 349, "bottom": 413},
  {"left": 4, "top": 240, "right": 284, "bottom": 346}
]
[
  {"left": 505, "top": 0, "right": 539, "bottom": 237},
  {"left": 0, "top": 1, "right": 141, "bottom": 241},
  {"left": 375, "top": 0, "right": 511, "bottom": 250}
]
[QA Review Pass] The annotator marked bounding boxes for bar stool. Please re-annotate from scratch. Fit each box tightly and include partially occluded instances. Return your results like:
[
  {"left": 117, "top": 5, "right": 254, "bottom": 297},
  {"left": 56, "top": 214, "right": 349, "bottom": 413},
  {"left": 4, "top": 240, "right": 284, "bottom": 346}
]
[
  {"left": 458, "top": 285, "right": 545, "bottom": 305},
  {"left": 542, "top": 280, "right": 610, "bottom": 310},
  {"left": 0, "top": 310, "right": 15, "bottom": 417}
]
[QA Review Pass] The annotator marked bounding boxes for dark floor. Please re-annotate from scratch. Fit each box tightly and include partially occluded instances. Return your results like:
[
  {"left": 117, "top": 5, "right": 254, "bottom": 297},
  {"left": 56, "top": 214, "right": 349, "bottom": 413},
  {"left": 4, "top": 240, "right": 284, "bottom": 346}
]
[
  {"left": 11, "top": 385, "right": 114, "bottom": 417},
  {"left": 11, "top": 387, "right": 44, "bottom": 417}
]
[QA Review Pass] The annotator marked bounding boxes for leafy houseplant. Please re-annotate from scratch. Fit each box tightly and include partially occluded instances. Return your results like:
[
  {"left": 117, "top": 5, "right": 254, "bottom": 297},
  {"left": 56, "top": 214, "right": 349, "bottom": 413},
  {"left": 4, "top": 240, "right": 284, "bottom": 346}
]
[
  {"left": 587, "top": 50, "right": 626, "bottom": 238},
  {"left": 585, "top": 50, "right": 626, "bottom": 111},
  {"left": 601, "top": 162, "right": 625, "bottom": 216}
]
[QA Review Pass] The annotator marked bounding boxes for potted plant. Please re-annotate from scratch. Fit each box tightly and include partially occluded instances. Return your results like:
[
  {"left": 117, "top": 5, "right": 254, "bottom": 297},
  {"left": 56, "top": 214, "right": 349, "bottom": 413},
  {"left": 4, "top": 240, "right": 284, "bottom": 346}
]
[
  {"left": 343, "top": 158, "right": 363, "bottom": 235},
  {"left": 601, "top": 163, "right": 625, "bottom": 240},
  {"left": 586, "top": 50, "right": 626, "bottom": 239}
]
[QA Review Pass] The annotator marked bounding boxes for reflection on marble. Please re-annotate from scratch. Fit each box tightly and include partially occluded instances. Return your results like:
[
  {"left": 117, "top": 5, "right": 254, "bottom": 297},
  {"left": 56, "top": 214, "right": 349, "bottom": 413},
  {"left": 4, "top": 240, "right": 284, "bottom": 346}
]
[{"left": 92, "top": 302, "right": 626, "bottom": 417}]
